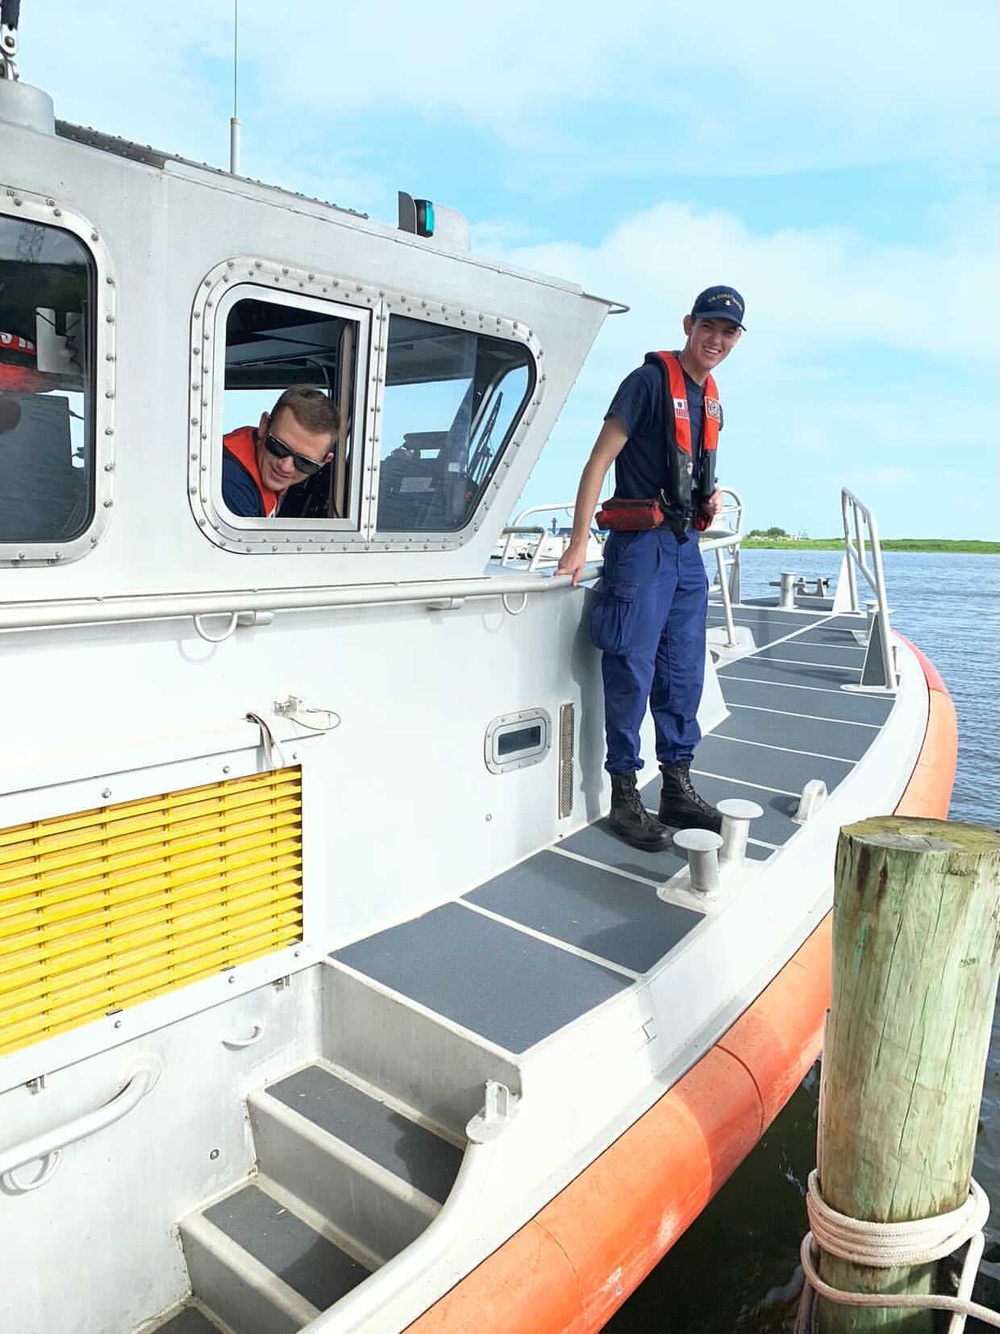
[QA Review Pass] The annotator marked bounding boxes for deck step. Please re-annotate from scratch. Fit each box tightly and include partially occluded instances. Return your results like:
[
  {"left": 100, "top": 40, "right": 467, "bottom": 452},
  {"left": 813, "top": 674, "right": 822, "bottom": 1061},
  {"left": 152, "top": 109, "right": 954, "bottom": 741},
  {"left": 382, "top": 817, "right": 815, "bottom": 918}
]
[
  {"left": 249, "top": 1061, "right": 463, "bottom": 1263},
  {"left": 137, "top": 1301, "right": 231, "bottom": 1334},
  {"left": 181, "top": 1180, "right": 372, "bottom": 1334},
  {"left": 323, "top": 959, "right": 522, "bottom": 1137},
  {"left": 180, "top": 1060, "right": 467, "bottom": 1333}
]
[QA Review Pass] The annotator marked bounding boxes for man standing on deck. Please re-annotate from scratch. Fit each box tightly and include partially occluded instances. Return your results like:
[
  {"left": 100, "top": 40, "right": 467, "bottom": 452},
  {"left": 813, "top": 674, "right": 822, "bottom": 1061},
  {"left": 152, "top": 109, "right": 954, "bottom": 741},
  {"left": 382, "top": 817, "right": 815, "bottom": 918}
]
[{"left": 555, "top": 287, "right": 745, "bottom": 852}]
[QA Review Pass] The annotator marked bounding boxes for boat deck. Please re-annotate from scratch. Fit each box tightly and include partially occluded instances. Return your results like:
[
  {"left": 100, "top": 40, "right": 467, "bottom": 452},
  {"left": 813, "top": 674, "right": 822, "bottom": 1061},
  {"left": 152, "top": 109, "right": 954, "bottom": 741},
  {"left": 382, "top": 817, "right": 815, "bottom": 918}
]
[{"left": 332, "top": 604, "right": 895, "bottom": 1057}]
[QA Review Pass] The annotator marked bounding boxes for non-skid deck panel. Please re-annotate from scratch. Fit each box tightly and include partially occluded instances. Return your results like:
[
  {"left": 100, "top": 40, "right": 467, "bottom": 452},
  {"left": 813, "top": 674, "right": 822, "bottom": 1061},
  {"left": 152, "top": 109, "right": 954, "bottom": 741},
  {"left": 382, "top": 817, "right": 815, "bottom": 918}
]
[
  {"left": 267, "top": 1064, "right": 462, "bottom": 1204},
  {"left": 755, "top": 642, "right": 865, "bottom": 668},
  {"left": 558, "top": 818, "right": 687, "bottom": 886},
  {"left": 331, "top": 901, "right": 631, "bottom": 1054},
  {"left": 713, "top": 706, "right": 876, "bottom": 762},
  {"left": 639, "top": 773, "right": 799, "bottom": 846},
  {"left": 693, "top": 734, "right": 854, "bottom": 795},
  {"left": 706, "top": 605, "right": 826, "bottom": 627},
  {"left": 822, "top": 614, "right": 874, "bottom": 632},
  {"left": 203, "top": 1184, "right": 369, "bottom": 1310},
  {"left": 466, "top": 848, "right": 700, "bottom": 974},
  {"left": 790, "top": 623, "right": 867, "bottom": 648},
  {"left": 718, "top": 657, "right": 862, "bottom": 691},
  {"left": 706, "top": 606, "right": 826, "bottom": 649},
  {"left": 741, "top": 596, "right": 835, "bottom": 611},
  {"left": 718, "top": 675, "right": 893, "bottom": 725},
  {"left": 146, "top": 1308, "right": 222, "bottom": 1334}
]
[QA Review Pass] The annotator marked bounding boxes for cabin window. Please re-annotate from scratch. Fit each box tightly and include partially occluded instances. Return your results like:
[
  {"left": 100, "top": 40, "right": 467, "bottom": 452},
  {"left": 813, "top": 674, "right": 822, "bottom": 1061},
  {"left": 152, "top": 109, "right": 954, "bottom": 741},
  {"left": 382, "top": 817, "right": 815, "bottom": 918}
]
[
  {"left": 0, "top": 215, "right": 95, "bottom": 550},
  {"left": 219, "top": 291, "right": 365, "bottom": 524},
  {"left": 376, "top": 316, "right": 533, "bottom": 533},
  {"left": 193, "top": 258, "right": 538, "bottom": 552}
]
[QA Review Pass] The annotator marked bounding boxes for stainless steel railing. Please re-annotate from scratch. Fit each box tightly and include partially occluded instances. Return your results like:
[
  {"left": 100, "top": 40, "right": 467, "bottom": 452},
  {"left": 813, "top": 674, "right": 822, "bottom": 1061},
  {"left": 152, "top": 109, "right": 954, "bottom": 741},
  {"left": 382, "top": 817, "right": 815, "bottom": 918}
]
[{"left": 840, "top": 489, "right": 895, "bottom": 689}]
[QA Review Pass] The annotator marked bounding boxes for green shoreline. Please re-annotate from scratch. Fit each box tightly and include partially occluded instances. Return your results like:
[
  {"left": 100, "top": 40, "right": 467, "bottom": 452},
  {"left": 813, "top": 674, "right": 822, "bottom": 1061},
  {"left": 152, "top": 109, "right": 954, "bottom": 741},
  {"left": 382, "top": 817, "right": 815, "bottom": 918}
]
[{"left": 741, "top": 538, "right": 999, "bottom": 554}]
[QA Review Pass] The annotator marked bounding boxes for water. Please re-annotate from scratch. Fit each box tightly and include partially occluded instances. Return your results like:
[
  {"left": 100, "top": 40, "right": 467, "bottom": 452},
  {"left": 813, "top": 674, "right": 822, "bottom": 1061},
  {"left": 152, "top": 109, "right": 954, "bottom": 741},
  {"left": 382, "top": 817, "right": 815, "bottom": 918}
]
[{"left": 608, "top": 549, "right": 1000, "bottom": 1332}]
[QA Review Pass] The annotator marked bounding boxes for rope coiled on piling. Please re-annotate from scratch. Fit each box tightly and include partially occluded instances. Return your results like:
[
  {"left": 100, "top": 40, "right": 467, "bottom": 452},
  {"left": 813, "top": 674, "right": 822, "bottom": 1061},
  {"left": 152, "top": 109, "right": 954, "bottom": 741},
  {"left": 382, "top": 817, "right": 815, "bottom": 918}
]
[{"left": 797, "top": 1170, "right": 1000, "bottom": 1332}]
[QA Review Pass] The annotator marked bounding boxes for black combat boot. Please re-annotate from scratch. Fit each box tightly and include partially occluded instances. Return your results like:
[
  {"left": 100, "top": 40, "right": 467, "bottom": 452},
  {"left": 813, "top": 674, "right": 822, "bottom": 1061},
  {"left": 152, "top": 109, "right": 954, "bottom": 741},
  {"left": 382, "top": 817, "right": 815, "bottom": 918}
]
[
  {"left": 609, "top": 772, "right": 672, "bottom": 852},
  {"left": 658, "top": 761, "right": 722, "bottom": 833}
]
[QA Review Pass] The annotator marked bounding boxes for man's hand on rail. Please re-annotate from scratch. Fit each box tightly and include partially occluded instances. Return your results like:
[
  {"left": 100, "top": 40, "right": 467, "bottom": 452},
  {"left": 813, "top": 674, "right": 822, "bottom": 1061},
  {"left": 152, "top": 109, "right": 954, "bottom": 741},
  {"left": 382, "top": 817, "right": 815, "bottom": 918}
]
[{"left": 555, "top": 540, "right": 589, "bottom": 586}]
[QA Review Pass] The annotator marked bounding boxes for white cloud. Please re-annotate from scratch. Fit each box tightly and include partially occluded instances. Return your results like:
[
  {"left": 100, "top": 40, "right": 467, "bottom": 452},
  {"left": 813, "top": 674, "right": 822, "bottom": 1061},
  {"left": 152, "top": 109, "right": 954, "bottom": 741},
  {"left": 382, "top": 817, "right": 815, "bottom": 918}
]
[
  {"left": 20, "top": 1, "right": 998, "bottom": 182},
  {"left": 499, "top": 200, "right": 1000, "bottom": 362},
  {"left": 260, "top": 1, "right": 998, "bottom": 168},
  {"left": 498, "top": 199, "right": 998, "bottom": 537}
]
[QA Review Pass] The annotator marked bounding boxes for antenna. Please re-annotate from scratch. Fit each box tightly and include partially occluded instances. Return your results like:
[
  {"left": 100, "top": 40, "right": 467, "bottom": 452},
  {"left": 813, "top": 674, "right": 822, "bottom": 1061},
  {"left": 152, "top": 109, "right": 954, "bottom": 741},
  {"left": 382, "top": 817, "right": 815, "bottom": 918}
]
[{"left": 229, "top": 0, "right": 240, "bottom": 174}]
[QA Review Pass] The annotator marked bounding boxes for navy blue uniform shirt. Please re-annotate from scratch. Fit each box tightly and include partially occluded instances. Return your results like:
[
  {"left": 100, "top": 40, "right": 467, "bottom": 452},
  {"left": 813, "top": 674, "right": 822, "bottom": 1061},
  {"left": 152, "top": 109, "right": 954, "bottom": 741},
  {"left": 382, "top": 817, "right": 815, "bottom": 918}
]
[
  {"left": 605, "top": 359, "right": 722, "bottom": 502},
  {"left": 222, "top": 446, "right": 265, "bottom": 517}
]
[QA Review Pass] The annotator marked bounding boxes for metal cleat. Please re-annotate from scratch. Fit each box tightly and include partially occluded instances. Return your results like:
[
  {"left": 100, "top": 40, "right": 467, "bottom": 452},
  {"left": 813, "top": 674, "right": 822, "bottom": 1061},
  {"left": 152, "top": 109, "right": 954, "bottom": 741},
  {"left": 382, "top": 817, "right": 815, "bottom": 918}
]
[
  {"left": 673, "top": 827, "right": 724, "bottom": 897},
  {"left": 467, "top": 1079, "right": 518, "bottom": 1143},
  {"left": 793, "top": 779, "right": 828, "bottom": 824},
  {"left": 795, "top": 576, "right": 830, "bottom": 598},
  {"left": 717, "top": 798, "right": 764, "bottom": 869},
  {"left": 767, "top": 571, "right": 798, "bottom": 608}
]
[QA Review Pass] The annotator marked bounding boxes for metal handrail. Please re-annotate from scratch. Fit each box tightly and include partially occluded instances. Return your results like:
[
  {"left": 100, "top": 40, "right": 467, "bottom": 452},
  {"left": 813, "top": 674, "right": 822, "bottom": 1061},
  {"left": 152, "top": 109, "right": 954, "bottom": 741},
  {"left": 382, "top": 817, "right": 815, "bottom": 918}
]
[
  {"left": 840, "top": 489, "right": 894, "bottom": 687},
  {"left": 698, "top": 487, "right": 744, "bottom": 647},
  {"left": 0, "top": 569, "right": 581, "bottom": 638},
  {"left": 505, "top": 500, "right": 604, "bottom": 572},
  {"left": 497, "top": 524, "right": 546, "bottom": 567},
  {"left": 501, "top": 502, "right": 576, "bottom": 571},
  {"left": 510, "top": 502, "right": 577, "bottom": 528},
  {"left": 0, "top": 1059, "right": 161, "bottom": 1193}
]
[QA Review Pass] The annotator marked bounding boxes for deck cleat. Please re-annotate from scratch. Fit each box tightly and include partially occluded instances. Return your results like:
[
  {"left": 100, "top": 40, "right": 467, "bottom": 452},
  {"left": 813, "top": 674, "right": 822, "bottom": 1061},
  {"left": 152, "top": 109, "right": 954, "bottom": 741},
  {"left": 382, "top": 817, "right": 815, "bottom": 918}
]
[
  {"left": 717, "top": 798, "right": 764, "bottom": 869},
  {"left": 672, "top": 827, "right": 725, "bottom": 898},
  {"left": 793, "top": 779, "right": 828, "bottom": 824}
]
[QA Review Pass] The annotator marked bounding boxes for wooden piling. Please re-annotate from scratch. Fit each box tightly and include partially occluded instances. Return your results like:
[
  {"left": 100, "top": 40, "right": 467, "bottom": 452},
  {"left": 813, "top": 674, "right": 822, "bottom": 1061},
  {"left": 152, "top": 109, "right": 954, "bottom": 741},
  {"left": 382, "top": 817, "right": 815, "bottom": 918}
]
[{"left": 815, "top": 816, "right": 1000, "bottom": 1332}]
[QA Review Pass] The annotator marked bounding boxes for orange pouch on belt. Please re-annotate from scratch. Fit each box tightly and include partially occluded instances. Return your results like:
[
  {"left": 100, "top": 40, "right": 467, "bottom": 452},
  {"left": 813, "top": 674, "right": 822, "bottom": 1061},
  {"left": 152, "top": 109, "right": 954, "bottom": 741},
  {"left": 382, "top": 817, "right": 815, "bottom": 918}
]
[{"left": 595, "top": 498, "right": 665, "bottom": 531}]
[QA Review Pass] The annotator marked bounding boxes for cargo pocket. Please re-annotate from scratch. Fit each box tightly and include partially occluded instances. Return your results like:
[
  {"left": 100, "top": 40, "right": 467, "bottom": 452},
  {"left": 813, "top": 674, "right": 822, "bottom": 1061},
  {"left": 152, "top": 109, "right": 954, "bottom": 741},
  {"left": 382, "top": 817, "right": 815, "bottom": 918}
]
[{"left": 589, "top": 580, "right": 639, "bottom": 655}]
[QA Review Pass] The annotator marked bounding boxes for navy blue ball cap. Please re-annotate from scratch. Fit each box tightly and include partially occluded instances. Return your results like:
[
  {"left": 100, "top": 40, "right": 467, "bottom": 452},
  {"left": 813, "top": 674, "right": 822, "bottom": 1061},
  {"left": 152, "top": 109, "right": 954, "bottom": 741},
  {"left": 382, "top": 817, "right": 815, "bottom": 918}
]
[{"left": 691, "top": 286, "right": 746, "bottom": 329}]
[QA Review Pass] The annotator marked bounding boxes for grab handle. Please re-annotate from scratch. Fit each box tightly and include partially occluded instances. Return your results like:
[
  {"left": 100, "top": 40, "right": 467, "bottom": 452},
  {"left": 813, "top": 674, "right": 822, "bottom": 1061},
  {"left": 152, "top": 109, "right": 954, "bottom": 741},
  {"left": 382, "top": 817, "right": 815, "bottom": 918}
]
[{"left": 0, "top": 1058, "right": 162, "bottom": 1194}]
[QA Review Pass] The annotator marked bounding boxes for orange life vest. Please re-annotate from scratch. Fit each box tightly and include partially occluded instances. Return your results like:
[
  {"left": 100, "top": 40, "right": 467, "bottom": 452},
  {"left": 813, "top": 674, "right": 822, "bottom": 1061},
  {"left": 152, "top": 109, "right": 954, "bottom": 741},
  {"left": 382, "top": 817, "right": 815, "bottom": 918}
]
[
  {"left": 222, "top": 426, "right": 279, "bottom": 517},
  {"left": 644, "top": 351, "right": 720, "bottom": 512}
]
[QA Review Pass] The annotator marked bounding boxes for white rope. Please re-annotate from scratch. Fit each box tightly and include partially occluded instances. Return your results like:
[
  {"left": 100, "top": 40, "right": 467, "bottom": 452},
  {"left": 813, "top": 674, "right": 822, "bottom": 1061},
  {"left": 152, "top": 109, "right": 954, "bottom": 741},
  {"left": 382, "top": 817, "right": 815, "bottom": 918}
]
[
  {"left": 797, "top": 1170, "right": 1000, "bottom": 1332},
  {"left": 246, "top": 711, "right": 287, "bottom": 770}
]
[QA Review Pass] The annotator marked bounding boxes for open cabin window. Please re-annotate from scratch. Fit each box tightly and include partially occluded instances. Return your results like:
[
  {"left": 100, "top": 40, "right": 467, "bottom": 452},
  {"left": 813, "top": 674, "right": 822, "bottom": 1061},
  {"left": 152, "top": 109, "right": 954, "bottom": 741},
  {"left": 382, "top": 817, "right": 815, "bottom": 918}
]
[
  {"left": 220, "top": 292, "right": 362, "bottom": 524},
  {"left": 0, "top": 215, "right": 95, "bottom": 555},
  {"left": 376, "top": 315, "right": 533, "bottom": 533}
]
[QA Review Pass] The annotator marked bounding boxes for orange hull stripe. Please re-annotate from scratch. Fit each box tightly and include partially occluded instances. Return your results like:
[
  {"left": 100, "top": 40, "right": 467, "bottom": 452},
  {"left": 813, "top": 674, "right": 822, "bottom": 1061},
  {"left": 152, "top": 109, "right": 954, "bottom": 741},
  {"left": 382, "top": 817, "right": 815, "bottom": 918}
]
[{"left": 409, "top": 649, "right": 957, "bottom": 1334}]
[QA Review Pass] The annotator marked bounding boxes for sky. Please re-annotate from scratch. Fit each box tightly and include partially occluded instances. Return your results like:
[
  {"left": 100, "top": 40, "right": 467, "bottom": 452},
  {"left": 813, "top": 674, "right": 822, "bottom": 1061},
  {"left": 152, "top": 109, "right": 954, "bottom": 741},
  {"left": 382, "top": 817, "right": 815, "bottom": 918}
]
[{"left": 15, "top": 1, "right": 999, "bottom": 539}]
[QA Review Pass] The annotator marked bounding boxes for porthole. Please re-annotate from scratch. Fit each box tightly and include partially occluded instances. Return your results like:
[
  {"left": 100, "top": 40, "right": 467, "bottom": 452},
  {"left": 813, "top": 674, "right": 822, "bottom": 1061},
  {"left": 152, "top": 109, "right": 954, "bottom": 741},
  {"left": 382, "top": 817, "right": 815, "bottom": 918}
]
[{"left": 485, "top": 709, "right": 551, "bottom": 775}]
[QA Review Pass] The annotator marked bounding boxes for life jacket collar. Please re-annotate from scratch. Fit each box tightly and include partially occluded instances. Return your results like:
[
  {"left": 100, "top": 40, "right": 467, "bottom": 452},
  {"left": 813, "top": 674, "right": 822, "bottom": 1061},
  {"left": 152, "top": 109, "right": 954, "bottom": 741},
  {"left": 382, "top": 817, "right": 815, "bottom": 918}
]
[{"left": 223, "top": 425, "right": 280, "bottom": 517}]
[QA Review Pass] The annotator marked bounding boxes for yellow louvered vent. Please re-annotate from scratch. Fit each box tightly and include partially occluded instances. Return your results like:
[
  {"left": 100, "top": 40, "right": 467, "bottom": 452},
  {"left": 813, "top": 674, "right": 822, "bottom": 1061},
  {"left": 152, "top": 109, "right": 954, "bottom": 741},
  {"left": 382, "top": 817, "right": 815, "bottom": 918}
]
[{"left": 0, "top": 767, "right": 303, "bottom": 1058}]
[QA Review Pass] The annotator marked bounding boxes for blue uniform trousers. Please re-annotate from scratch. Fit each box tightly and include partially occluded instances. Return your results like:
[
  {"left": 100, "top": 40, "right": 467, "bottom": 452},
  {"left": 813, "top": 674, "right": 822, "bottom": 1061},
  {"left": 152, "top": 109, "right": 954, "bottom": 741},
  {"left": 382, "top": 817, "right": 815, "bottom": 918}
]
[{"left": 589, "top": 528, "right": 708, "bottom": 774}]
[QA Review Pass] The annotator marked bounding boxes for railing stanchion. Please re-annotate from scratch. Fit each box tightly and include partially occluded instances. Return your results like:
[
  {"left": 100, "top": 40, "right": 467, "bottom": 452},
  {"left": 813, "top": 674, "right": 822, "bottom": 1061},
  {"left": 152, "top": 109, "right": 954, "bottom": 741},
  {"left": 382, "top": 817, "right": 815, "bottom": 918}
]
[{"left": 839, "top": 489, "right": 895, "bottom": 690}]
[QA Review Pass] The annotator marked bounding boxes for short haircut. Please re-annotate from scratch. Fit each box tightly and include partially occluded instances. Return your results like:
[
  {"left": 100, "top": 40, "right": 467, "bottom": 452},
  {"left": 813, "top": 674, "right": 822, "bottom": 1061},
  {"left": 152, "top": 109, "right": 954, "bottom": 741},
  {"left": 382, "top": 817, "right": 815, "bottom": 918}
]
[{"left": 271, "top": 385, "right": 339, "bottom": 440}]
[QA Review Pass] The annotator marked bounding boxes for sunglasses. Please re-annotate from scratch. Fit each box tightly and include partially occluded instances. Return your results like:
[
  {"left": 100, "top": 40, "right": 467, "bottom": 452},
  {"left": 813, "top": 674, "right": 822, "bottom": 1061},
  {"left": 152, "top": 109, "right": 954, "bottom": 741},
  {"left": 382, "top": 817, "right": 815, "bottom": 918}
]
[{"left": 264, "top": 431, "right": 327, "bottom": 477}]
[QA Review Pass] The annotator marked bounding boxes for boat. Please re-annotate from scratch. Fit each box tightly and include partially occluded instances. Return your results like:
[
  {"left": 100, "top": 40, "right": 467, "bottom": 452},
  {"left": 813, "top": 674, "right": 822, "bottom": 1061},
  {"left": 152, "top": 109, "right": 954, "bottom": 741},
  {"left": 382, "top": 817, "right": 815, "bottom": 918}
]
[{"left": 0, "top": 20, "right": 957, "bottom": 1334}]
